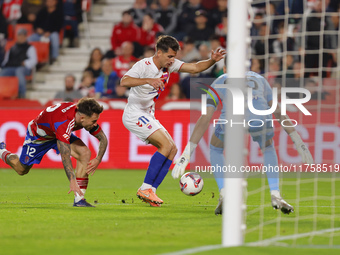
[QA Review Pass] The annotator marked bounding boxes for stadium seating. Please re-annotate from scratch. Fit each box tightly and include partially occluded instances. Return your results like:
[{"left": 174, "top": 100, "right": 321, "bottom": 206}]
[
  {"left": 0, "top": 77, "right": 19, "bottom": 99},
  {"left": 30, "top": 41, "right": 50, "bottom": 65},
  {"left": 14, "top": 24, "right": 34, "bottom": 40}
]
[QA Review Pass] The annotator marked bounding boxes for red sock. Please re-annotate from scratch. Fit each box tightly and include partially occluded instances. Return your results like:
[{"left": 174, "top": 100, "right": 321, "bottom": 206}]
[{"left": 76, "top": 177, "right": 89, "bottom": 191}]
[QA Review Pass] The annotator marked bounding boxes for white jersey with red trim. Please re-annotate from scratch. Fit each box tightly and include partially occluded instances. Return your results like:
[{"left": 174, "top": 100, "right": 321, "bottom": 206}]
[{"left": 124, "top": 57, "right": 184, "bottom": 110}]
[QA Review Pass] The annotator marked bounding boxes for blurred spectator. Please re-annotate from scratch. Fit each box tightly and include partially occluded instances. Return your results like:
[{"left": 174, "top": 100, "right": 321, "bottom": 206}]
[
  {"left": 95, "top": 58, "right": 123, "bottom": 99},
  {"left": 84, "top": 47, "right": 104, "bottom": 80},
  {"left": 130, "top": 0, "right": 150, "bottom": 27},
  {"left": 181, "top": 36, "right": 200, "bottom": 63},
  {"left": 266, "top": 2, "right": 282, "bottom": 34},
  {"left": 139, "top": 13, "right": 164, "bottom": 47},
  {"left": 166, "top": 83, "right": 184, "bottom": 100},
  {"left": 176, "top": 0, "right": 204, "bottom": 40},
  {"left": 201, "top": 0, "right": 217, "bottom": 10},
  {"left": 250, "top": 58, "right": 262, "bottom": 74},
  {"left": 198, "top": 43, "right": 214, "bottom": 76},
  {"left": 180, "top": 59, "right": 211, "bottom": 99},
  {"left": 329, "top": 6, "right": 339, "bottom": 56},
  {"left": 250, "top": 13, "right": 264, "bottom": 36},
  {"left": 252, "top": 23, "right": 270, "bottom": 71},
  {"left": 208, "top": 0, "right": 227, "bottom": 29},
  {"left": 327, "top": 0, "right": 339, "bottom": 12},
  {"left": 110, "top": 10, "right": 141, "bottom": 55},
  {"left": 304, "top": 0, "right": 337, "bottom": 77},
  {"left": 284, "top": 54, "right": 294, "bottom": 78},
  {"left": 0, "top": 28, "right": 37, "bottom": 98},
  {"left": 209, "top": 34, "right": 224, "bottom": 76},
  {"left": 215, "top": 12, "right": 227, "bottom": 47},
  {"left": 0, "top": 7, "right": 7, "bottom": 64},
  {"left": 78, "top": 71, "right": 95, "bottom": 97},
  {"left": 142, "top": 46, "right": 155, "bottom": 58},
  {"left": 272, "top": 22, "right": 295, "bottom": 56},
  {"left": 54, "top": 73, "right": 82, "bottom": 101},
  {"left": 63, "top": 0, "right": 82, "bottom": 48},
  {"left": 285, "top": 61, "right": 304, "bottom": 98},
  {"left": 188, "top": 9, "right": 214, "bottom": 45},
  {"left": 112, "top": 41, "right": 139, "bottom": 78},
  {"left": 154, "top": 0, "right": 177, "bottom": 35},
  {"left": 28, "top": 0, "right": 64, "bottom": 63},
  {"left": 18, "top": 0, "right": 46, "bottom": 24},
  {"left": 305, "top": 78, "right": 329, "bottom": 100},
  {"left": 2, "top": 0, "right": 23, "bottom": 22},
  {"left": 267, "top": 57, "right": 281, "bottom": 85}
]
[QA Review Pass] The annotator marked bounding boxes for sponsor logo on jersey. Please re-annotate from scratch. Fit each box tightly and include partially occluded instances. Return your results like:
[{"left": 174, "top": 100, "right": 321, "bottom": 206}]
[{"left": 146, "top": 124, "right": 152, "bottom": 129}]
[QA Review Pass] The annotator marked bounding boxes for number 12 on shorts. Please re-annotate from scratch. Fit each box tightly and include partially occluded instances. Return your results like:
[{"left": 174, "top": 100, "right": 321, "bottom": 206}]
[{"left": 26, "top": 145, "right": 36, "bottom": 157}]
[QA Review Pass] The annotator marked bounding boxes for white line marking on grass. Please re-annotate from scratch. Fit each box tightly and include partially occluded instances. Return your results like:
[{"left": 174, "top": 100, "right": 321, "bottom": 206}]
[
  {"left": 158, "top": 228, "right": 340, "bottom": 255},
  {"left": 159, "top": 244, "right": 222, "bottom": 255},
  {"left": 246, "top": 227, "right": 340, "bottom": 246}
]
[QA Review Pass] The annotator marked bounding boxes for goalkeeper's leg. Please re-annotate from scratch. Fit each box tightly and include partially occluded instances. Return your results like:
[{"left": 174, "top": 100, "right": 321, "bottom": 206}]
[
  {"left": 262, "top": 139, "right": 294, "bottom": 214},
  {"left": 210, "top": 134, "right": 225, "bottom": 215}
]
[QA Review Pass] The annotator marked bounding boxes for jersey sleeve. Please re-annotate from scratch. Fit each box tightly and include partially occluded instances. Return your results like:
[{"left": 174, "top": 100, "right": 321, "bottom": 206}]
[
  {"left": 124, "top": 60, "right": 144, "bottom": 78},
  {"left": 54, "top": 119, "right": 75, "bottom": 144},
  {"left": 207, "top": 75, "right": 227, "bottom": 109},
  {"left": 169, "top": 59, "right": 184, "bottom": 73},
  {"left": 262, "top": 77, "right": 273, "bottom": 103}
]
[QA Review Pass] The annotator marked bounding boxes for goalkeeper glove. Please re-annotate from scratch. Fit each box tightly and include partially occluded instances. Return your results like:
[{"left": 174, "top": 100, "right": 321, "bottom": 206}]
[
  {"left": 172, "top": 142, "right": 197, "bottom": 179},
  {"left": 289, "top": 131, "right": 314, "bottom": 164}
]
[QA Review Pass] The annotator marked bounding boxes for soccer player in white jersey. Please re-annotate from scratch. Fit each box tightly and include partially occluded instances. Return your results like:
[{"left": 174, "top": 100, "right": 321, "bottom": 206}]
[
  {"left": 172, "top": 62, "right": 314, "bottom": 215},
  {"left": 121, "top": 35, "right": 226, "bottom": 207}
]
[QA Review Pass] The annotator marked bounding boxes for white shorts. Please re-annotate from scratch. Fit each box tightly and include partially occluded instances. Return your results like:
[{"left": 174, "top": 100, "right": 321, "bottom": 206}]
[{"left": 122, "top": 106, "right": 166, "bottom": 144}]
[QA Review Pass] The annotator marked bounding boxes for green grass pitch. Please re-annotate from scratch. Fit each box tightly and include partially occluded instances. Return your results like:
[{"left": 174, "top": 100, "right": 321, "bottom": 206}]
[{"left": 1, "top": 169, "right": 340, "bottom": 255}]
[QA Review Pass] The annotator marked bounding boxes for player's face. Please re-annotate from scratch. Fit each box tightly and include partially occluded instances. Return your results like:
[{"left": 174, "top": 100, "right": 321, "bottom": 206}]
[
  {"left": 81, "top": 113, "right": 100, "bottom": 131},
  {"left": 160, "top": 49, "right": 177, "bottom": 68}
]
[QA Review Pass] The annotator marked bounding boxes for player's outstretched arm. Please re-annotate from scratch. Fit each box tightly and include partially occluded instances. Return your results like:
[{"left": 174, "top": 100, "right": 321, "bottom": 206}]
[
  {"left": 172, "top": 107, "right": 215, "bottom": 179},
  {"left": 86, "top": 130, "right": 108, "bottom": 175},
  {"left": 179, "top": 48, "right": 226, "bottom": 74},
  {"left": 120, "top": 75, "right": 165, "bottom": 91},
  {"left": 57, "top": 140, "right": 83, "bottom": 196},
  {"left": 271, "top": 102, "right": 314, "bottom": 164}
]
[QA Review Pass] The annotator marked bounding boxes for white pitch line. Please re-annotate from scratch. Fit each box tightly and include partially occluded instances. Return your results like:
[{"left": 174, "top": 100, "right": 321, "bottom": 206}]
[
  {"left": 159, "top": 244, "right": 222, "bottom": 255},
  {"left": 159, "top": 228, "right": 340, "bottom": 255},
  {"left": 246, "top": 227, "right": 340, "bottom": 246}
]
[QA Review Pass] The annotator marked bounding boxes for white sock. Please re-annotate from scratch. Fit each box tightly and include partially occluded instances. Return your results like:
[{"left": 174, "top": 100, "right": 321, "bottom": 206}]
[
  {"left": 271, "top": 190, "right": 281, "bottom": 198},
  {"left": 0, "top": 149, "right": 6, "bottom": 157},
  {"left": 140, "top": 183, "right": 152, "bottom": 190},
  {"left": 75, "top": 189, "right": 86, "bottom": 203},
  {"left": 151, "top": 187, "right": 156, "bottom": 193}
]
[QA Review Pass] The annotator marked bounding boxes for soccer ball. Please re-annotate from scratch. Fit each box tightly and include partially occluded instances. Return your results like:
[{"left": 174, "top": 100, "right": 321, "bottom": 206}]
[{"left": 179, "top": 172, "right": 204, "bottom": 196}]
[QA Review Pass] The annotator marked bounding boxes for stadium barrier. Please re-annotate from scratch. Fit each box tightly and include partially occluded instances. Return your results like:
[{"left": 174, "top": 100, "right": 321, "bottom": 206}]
[{"left": 0, "top": 108, "right": 338, "bottom": 169}]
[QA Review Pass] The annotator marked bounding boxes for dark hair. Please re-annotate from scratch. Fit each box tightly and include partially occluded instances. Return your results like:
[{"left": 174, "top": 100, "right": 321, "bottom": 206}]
[
  {"left": 156, "top": 35, "right": 180, "bottom": 53},
  {"left": 122, "top": 9, "right": 132, "bottom": 16},
  {"left": 77, "top": 98, "right": 104, "bottom": 116},
  {"left": 87, "top": 47, "right": 103, "bottom": 68}
]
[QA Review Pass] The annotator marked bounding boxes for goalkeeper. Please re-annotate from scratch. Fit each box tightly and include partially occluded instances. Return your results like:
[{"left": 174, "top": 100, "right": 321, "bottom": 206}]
[{"left": 172, "top": 62, "right": 314, "bottom": 215}]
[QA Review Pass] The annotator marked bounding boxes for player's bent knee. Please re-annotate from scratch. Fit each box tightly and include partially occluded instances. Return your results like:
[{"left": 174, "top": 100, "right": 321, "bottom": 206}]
[{"left": 79, "top": 147, "right": 91, "bottom": 162}]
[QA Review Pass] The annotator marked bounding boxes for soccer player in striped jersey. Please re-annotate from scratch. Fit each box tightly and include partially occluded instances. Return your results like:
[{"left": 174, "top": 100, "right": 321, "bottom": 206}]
[
  {"left": 172, "top": 61, "right": 313, "bottom": 215},
  {"left": 120, "top": 35, "right": 225, "bottom": 207},
  {"left": 0, "top": 98, "right": 108, "bottom": 207}
]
